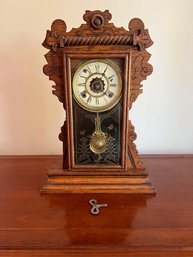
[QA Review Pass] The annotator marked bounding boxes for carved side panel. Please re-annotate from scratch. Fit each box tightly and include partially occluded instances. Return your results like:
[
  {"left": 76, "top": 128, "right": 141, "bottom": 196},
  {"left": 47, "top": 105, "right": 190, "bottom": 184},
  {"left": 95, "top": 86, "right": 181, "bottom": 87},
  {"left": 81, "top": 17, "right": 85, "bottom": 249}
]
[
  {"left": 128, "top": 50, "right": 153, "bottom": 169},
  {"left": 43, "top": 51, "right": 64, "bottom": 103},
  {"left": 129, "top": 50, "right": 153, "bottom": 109},
  {"left": 126, "top": 19, "right": 153, "bottom": 170},
  {"left": 128, "top": 120, "right": 144, "bottom": 170},
  {"left": 59, "top": 122, "right": 68, "bottom": 168}
]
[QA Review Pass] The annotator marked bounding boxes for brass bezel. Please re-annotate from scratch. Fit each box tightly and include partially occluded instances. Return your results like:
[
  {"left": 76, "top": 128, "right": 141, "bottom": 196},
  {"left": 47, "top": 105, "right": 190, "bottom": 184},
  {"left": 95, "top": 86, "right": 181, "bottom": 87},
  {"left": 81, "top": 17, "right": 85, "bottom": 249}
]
[{"left": 72, "top": 59, "right": 122, "bottom": 112}]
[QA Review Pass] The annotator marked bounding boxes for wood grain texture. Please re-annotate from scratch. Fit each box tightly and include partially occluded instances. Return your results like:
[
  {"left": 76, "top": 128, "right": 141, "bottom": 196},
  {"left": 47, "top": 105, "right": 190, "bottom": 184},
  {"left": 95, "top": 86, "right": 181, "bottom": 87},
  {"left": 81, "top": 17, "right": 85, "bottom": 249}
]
[
  {"left": 1, "top": 155, "right": 193, "bottom": 256},
  {"left": 41, "top": 170, "right": 155, "bottom": 194}
]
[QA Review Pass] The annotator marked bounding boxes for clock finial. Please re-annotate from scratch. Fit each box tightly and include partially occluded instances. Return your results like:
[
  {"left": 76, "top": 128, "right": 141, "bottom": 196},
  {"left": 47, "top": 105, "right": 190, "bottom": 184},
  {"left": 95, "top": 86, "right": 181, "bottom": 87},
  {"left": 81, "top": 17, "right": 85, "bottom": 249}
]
[{"left": 83, "top": 10, "right": 112, "bottom": 29}]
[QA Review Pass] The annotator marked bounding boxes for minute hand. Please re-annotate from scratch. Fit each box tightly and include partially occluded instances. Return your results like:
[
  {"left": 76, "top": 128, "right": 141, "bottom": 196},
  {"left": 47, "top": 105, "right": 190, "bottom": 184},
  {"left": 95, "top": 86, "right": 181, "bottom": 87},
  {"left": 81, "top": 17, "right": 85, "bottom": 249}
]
[{"left": 100, "top": 66, "right": 108, "bottom": 78}]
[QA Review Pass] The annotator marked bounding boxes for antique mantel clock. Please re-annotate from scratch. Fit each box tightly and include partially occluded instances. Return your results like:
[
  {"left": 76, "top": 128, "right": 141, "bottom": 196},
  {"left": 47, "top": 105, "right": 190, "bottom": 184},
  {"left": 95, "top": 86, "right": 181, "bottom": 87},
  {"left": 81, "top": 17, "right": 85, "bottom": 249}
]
[{"left": 41, "top": 10, "right": 156, "bottom": 194}]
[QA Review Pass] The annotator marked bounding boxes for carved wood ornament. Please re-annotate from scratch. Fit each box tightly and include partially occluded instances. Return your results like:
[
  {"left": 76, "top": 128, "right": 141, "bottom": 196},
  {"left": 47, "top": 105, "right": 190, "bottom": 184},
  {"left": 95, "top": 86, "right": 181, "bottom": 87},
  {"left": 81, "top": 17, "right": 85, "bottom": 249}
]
[{"left": 41, "top": 10, "right": 156, "bottom": 194}]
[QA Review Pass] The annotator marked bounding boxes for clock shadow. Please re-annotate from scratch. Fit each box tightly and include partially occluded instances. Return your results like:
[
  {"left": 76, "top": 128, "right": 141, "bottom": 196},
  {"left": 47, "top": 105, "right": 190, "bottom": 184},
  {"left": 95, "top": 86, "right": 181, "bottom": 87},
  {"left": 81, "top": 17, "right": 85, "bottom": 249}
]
[{"left": 46, "top": 193, "right": 154, "bottom": 247}]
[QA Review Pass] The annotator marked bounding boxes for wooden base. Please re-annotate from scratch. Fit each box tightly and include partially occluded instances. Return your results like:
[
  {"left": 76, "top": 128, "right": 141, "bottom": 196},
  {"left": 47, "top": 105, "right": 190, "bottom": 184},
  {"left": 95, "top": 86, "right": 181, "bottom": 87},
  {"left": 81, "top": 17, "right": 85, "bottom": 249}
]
[{"left": 41, "top": 169, "right": 156, "bottom": 194}]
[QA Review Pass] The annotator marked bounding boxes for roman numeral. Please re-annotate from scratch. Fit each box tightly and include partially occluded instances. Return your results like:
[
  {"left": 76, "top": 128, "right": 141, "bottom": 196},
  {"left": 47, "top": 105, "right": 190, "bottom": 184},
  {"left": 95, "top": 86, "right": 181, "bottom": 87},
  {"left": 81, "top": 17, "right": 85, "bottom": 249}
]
[
  {"left": 103, "top": 97, "right": 108, "bottom": 103},
  {"left": 87, "top": 96, "right": 92, "bottom": 103},
  {"left": 96, "top": 98, "right": 99, "bottom": 105},
  {"left": 80, "top": 75, "right": 87, "bottom": 79},
  {"left": 86, "top": 66, "right": 92, "bottom": 74},
  {"left": 110, "top": 84, "right": 117, "bottom": 87},
  {"left": 78, "top": 83, "right": 86, "bottom": 87},
  {"left": 95, "top": 63, "right": 100, "bottom": 73},
  {"left": 108, "top": 75, "right": 114, "bottom": 80}
]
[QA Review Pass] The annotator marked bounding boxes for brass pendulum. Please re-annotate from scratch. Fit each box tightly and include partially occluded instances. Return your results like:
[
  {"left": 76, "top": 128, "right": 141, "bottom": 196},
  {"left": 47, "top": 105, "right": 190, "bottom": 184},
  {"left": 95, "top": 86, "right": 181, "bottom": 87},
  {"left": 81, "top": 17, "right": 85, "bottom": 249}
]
[{"left": 90, "top": 113, "right": 107, "bottom": 154}]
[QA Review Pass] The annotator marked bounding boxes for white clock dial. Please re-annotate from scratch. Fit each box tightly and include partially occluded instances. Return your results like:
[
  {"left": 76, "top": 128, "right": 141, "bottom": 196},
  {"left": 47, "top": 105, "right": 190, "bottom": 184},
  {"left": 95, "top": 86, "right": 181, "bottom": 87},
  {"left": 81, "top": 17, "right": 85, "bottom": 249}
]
[{"left": 72, "top": 59, "right": 122, "bottom": 112}]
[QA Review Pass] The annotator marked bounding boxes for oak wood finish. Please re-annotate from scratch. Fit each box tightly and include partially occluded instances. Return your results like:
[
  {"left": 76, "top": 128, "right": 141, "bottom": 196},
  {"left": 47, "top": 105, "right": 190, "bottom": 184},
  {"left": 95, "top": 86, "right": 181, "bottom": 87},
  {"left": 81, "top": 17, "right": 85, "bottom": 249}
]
[
  {"left": 42, "top": 10, "right": 154, "bottom": 193},
  {"left": 0, "top": 155, "right": 193, "bottom": 256}
]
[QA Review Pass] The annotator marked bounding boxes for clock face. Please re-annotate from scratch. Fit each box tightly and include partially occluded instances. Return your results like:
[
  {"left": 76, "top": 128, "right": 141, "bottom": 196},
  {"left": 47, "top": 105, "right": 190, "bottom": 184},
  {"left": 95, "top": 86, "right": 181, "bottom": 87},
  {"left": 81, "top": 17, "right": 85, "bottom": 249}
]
[{"left": 72, "top": 59, "right": 122, "bottom": 112}]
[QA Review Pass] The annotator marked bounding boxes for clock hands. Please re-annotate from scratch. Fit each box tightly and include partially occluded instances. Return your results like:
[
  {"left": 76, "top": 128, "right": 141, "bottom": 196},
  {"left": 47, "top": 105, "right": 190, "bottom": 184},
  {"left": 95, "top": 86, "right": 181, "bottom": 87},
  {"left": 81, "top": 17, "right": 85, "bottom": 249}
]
[{"left": 100, "top": 66, "right": 108, "bottom": 79}]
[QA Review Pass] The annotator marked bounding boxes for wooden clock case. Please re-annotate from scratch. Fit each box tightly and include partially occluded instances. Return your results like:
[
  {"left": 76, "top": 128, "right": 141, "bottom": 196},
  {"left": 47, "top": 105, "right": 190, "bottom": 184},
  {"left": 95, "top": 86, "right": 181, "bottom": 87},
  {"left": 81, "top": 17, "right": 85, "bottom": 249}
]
[{"left": 41, "top": 10, "right": 156, "bottom": 194}]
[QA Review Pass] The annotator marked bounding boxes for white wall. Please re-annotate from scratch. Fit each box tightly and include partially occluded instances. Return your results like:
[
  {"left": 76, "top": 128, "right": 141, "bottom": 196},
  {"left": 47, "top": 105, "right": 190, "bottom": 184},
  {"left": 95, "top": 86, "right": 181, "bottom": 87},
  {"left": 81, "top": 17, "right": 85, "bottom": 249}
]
[{"left": 0, "top": 0, "right": 193, "bottom": 155}]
